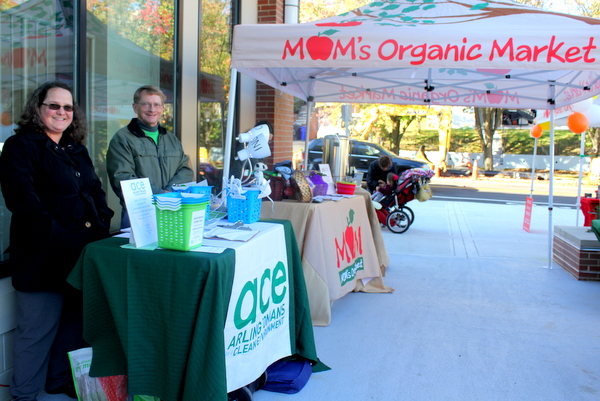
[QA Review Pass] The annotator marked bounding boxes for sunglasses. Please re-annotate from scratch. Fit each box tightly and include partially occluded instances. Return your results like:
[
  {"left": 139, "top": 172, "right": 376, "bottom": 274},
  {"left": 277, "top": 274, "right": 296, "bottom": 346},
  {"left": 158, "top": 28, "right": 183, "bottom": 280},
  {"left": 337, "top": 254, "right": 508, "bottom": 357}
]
[{"left": 42, "top": 103, "right": 74, "bottom": 112}]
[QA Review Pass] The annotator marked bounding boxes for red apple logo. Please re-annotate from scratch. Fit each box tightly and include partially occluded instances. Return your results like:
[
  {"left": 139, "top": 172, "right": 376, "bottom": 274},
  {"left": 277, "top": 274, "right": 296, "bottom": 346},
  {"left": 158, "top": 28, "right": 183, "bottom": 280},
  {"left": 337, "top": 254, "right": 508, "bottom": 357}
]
[
  {"left": 334, "top": 209, "right": 363, "bottom": 268},
  {"left": 486, "top": 91, "right": 505, "bottom": 104},
  {"left": 306, "top": 35, "right": 334, "bottom": 60}
]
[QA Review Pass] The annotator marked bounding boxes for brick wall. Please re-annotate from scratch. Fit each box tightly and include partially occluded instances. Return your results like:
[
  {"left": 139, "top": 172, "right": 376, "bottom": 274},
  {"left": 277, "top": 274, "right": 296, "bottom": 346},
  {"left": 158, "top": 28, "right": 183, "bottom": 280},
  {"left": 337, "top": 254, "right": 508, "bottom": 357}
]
[
  {"left": 257, "top": 0, "right": 294, "bottom": 167},
  {"left": 553, "top": 235, "right": 600, "bottom": 280},
  {"left": 258, "top": 0, "right": 284, "bottom": 23}
]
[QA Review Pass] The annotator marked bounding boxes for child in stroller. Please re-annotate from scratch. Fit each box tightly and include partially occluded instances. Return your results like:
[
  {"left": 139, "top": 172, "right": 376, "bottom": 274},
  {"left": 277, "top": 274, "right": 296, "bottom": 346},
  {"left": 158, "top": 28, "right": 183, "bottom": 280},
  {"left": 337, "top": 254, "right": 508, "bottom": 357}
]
[
  {"left": 375, "top": 168, "right": 433, "bottom": 233},
  {"left": 371, "top": 172, "right": 398, "bottom": 203}
]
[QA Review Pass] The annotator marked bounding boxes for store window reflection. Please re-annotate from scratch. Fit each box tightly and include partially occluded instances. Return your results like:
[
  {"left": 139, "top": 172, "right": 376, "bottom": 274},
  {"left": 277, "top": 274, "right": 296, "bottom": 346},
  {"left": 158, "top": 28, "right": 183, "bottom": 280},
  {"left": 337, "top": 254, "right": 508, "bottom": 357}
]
[
  {"left": 198, "top": 0, "right": 231, "bottom": 191},
  {"left": 0, "top": 0, "right": 76, "bottom": 267},
  {"left": 0, "top": 0, "right": 234, "bottom": 267},
  {"left": 86, "top": 0, "right": 176, "bottom": 231}
]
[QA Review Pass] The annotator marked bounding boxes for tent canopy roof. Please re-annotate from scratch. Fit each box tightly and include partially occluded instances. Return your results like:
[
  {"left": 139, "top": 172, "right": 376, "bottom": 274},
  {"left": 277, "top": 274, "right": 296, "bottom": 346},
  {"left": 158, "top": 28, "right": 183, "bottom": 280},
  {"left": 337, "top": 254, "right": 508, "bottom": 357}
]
[{"left": 232, "top": 0, "right": 600, "bottom": 109}]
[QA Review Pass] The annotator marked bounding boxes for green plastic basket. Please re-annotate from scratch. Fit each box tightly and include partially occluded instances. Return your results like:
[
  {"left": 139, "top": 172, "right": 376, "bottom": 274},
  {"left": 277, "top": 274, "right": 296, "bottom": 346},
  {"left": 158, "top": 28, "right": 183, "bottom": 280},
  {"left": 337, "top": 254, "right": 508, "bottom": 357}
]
[{"left": 156, "top": 202, "right": 209, "bottom": 251}]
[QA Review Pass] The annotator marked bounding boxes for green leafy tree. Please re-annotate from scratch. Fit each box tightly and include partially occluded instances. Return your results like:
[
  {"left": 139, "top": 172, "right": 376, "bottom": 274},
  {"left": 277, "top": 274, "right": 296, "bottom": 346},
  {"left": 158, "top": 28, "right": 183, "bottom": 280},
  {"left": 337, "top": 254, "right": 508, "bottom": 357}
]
[
  {"left": 0, "top": 0, "right": 17, "bottom": 12},
  {"left": 345, "top": 104, "right": 436, "bottom": 153},
  {"left": 87, "top": 0, "right": 174, "bottom": 60},
  {"left": 199, "top": 0, "right": 232, "bottom": 151},
  {"left": 472, "top": 0, "right": 555, "bottom": 170},
  {"left": 299, "top": 0, "right": 365, "bottom": 22},
  {"left": 437, "top": 106, "right": 453, "bottom": 171},
  {"left": 201, "top": 0, "right": 231, "bottom": 79},
  {"left": 388, "top": 115, "right": 416, "bottom": 154},
  {"left": 376, "top": 105, "right": 434, "bottom": 153},
  {"left": 568, "top": 0, "right": 600, "bottom": 156},
  {"left": 474, "top": 108, "right": 503, "bottom": 170}
]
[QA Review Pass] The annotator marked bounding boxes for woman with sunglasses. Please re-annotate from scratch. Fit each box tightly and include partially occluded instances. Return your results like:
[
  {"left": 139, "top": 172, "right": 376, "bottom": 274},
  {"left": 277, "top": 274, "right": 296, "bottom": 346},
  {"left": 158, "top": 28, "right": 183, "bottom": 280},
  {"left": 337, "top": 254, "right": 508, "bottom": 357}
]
[{"left": 0, "top": 81, "right": 114, "bottom": 400}]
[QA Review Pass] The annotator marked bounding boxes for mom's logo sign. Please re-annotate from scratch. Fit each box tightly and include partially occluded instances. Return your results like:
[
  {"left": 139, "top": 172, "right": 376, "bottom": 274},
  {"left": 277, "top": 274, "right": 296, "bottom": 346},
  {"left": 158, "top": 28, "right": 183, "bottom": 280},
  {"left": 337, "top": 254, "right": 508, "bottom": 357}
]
[
  {"left": 334, "top": 209, "right": 365, "bottom": 286},
  {"left": 283, "top": 35, "right": 597, "bottom": 66}
]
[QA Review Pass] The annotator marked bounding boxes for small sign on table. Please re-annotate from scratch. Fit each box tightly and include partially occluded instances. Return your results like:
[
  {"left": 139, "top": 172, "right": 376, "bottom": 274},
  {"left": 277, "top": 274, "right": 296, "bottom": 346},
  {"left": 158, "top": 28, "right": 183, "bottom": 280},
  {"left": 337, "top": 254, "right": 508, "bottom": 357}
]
[
  {"left": 120, "top": 178, "right": 158, "bottom": 247},
  {"left": 318, "top": 163, "right": 336, "bottom": 195}
]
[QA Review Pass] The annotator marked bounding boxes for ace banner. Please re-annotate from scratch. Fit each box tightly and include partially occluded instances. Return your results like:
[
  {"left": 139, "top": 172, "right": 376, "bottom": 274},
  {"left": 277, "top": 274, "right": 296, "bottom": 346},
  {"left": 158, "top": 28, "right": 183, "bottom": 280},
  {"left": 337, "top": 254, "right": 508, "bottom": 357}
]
[{"left": 223, "top": 223, "right": 292, "bottom": 392}]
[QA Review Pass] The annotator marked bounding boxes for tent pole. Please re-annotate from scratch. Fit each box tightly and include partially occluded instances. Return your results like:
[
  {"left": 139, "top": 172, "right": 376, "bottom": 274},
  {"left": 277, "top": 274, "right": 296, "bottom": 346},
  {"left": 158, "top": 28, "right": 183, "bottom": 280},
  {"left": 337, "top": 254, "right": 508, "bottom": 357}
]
[
  {"left": 575, "top": 131, "right": 586, "bottom": 226},
  {"left": 547, "top": 111, "right": 555, "bottom": 269},
  {"left": 529, "top": 138, "right": 538, "bottom": 198},
  {"left": 223, "top": 68, "right": 238, "bottom": 194},
  {"left": 303, "top": 101, "right": 314, "bottom": 169}
]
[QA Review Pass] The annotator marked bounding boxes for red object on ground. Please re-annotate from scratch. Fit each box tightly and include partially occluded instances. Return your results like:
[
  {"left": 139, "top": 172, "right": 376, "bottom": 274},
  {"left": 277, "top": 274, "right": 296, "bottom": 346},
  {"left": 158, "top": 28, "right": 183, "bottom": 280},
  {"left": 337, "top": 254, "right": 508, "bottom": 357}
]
[
  {"left": 523, "top": 196, "right": 533, "bottom": 232},
  {"left": 580, "top": 197, "right": 599, "bottom": 226}
]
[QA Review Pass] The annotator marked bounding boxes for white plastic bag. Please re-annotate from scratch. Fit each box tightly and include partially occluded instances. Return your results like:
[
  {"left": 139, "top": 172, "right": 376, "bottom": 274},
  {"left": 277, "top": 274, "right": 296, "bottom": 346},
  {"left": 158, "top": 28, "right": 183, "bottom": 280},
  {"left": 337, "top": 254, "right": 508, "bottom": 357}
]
[{"left": 68, "top": 347, "right": 128, "bottom": 401}]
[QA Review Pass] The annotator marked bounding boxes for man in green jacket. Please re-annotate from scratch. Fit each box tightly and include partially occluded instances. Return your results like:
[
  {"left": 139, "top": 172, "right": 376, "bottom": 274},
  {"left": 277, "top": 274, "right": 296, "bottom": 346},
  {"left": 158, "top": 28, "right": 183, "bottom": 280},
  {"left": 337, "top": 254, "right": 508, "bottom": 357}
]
[{"left": 107, "top": 85, "right": 194, "bottom": 228}]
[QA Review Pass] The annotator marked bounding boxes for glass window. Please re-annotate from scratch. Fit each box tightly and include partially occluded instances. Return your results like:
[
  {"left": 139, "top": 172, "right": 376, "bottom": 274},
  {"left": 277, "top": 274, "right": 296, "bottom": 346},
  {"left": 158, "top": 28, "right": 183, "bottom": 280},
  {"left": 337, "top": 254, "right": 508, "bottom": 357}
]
[
  {"left": 0, "top": 0, "right": 234, "bottom": 261},
  {"left": 364, "top": 144, "right": 382, "bottom": 157},
  {"left": 86, "top": 0, "right": 177, "bottom": 228},
  {"left": 0, "top": 0, "right": 76, "bottom": 265},
  {"left": 198, "top": 0, "right": 231, "bottom": 192},
  {"left": 351, "top": 142, "right": 368, "bottom": 156}
]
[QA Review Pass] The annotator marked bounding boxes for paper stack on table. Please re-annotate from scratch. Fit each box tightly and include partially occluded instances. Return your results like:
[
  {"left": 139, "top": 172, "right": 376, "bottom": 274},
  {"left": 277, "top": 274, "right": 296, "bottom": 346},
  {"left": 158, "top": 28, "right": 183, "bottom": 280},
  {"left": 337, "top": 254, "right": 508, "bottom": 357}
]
[{"left": 204, "top": 226, "right": 259, "bottom": 242}]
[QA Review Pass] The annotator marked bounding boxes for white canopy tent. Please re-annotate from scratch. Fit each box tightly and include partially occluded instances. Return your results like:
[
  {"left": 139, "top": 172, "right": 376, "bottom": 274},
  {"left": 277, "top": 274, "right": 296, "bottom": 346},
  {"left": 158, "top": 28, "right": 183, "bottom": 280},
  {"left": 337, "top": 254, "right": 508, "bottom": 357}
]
[{"left": 225, "top": 0, "right": 600, "bottom": 266}]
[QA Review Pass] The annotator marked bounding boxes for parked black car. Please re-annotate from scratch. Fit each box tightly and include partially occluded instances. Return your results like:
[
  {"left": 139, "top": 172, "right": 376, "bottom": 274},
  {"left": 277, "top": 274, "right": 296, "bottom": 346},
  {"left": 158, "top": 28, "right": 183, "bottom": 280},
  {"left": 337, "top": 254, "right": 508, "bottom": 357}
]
[{"left": 306, "top": 137, "right": 429, "bottom": 176}]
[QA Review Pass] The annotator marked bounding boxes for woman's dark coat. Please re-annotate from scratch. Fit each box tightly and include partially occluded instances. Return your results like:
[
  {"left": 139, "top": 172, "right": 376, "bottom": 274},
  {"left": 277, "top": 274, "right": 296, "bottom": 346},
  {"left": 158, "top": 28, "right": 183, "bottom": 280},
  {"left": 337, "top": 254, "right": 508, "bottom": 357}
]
[{"left": 0, "top": 130, "right": 113, "bottom": 291}]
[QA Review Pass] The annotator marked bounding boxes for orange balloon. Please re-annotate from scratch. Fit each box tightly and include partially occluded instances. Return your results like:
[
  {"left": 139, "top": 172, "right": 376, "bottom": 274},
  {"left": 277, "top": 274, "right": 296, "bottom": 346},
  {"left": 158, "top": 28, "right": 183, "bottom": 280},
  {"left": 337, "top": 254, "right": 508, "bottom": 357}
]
[
  {"left": 567, "top": 112, "right": 589, "bottom": 134},
  {"left": 530, "top": 125, "right": 543, "bottom": 139}
]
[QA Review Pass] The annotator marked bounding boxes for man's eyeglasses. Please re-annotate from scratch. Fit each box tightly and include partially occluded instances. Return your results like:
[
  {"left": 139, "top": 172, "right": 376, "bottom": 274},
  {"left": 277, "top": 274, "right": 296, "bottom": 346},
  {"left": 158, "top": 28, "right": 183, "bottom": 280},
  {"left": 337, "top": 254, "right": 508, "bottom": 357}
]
[
  {"left": 137, "top": 102, "right": 164, "bottom": 110},
  {"left": 42, "top": 103, "right": 73, "bottom": 112}
]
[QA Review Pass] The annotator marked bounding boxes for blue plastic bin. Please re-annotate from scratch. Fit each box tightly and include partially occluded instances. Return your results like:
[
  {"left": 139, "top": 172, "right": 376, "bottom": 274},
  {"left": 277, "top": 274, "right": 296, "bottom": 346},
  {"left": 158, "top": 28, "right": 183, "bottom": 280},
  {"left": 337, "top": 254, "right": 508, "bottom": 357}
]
[{"left": 227, "top": 189, "right": 262, "bottom": 224}]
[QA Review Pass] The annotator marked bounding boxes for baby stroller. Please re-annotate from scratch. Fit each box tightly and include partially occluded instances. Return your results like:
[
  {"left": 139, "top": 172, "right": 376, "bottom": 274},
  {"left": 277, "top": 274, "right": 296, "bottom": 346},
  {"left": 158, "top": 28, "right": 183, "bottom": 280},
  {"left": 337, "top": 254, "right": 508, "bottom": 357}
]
[{"left": 375, "top": 168, "right": 433, "bottom": 233}]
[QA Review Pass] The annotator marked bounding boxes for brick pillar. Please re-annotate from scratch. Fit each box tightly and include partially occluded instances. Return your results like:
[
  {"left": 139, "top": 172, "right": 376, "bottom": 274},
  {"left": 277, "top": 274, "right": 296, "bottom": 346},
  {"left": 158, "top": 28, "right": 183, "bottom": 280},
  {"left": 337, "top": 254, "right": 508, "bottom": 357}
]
[{"left": 257, "top": 0, "right": 294, "bottom": 167}]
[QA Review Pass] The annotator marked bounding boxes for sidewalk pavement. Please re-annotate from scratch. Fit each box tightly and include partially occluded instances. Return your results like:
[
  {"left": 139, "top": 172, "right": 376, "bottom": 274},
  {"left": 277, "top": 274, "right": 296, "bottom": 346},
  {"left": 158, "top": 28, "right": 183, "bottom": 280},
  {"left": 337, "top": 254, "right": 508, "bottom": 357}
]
[{"left": 255, "top": 199, "right": 600, "bottom": 401}]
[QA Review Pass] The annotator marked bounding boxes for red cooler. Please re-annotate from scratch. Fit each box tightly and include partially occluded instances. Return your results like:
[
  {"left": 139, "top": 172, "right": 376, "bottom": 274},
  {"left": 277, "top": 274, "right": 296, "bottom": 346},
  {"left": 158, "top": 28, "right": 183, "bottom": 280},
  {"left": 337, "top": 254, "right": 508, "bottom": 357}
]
[{"left": 580, "top": 197, "right": 600, "bottom": 226}]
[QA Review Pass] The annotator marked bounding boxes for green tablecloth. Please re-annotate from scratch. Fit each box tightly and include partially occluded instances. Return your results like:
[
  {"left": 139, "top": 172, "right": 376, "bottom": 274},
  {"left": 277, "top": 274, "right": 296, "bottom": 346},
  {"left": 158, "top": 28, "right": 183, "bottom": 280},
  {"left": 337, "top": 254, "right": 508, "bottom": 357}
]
[
  {"left": 591, "top": 219, "right": 600, "bottom": 242},
  {"left": 67, "top": 220, "right": 326, "bottom": 401}
]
